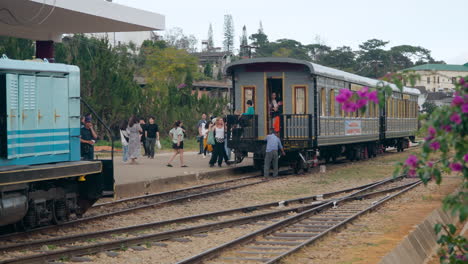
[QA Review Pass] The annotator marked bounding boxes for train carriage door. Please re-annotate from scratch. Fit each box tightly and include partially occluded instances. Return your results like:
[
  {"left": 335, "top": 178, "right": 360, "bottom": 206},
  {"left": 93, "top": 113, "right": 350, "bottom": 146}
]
[
  {"left": 1, "top": 74, "right": 19, "bottom": 159},
  {"left": 36, "top": 76, "right": 54, "bottom": 154},
  {"left": 52, "top": 77, "right": 70, "bottom": 155},
  {"left": 18, "top": 75, "right": 38, "bottom": 157},
  {"left": 266, "top": 77, "right": 283, "bottom": 133}
]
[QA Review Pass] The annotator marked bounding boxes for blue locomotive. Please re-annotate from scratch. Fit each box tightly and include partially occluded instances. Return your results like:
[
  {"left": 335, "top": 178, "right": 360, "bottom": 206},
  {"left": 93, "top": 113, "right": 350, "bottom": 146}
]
[
  {"left": 0, "top": 57, "right": 113, "bottom": 230},
  {"left": 225, "top": 58, "right": 420, "bottom": 172}
]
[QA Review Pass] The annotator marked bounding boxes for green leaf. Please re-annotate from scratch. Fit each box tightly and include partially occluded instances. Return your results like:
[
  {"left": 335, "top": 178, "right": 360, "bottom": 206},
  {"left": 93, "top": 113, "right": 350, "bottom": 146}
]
[{"left": 435, "top": 223, "right": 442, "bottom": 234}]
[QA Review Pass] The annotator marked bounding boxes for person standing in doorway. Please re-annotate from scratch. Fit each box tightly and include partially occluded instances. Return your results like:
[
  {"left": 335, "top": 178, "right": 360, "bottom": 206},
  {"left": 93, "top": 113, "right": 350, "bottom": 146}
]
[
  {"left": 119, "top": 120, "right": 129, "bottom": 163},
  {"left": 139, "top": 118, "right": 148, "bottom": 157},
  {"left": 197, "top": 114, "right": 207, "bottom": 155},
  {"left": 80, "top": 117, "right": 97, "bottom": 160},
  {"left": 264, "top": 129, "right": 285, "bottom": 178},
  {"left": 127, "top": 116, "right": 143, "bottom": 164},
  {"left": 243, "top": 100, "right": 255, "bottom": 115},
  {"left": 167, "top": 121, "right": 187, "bottom": 167},
  {"left": 145, "top": 116, "right": 159, "bottom": 159}
]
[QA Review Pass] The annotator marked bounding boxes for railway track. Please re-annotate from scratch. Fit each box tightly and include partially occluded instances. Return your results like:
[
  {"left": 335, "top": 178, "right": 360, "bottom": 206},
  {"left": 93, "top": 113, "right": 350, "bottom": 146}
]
[
  {"left": 177, "top": 177, "right": 421, "bottom": 264},
  {"left": 0, "top": 176, "right": 415, "bottom": 264},
  {"left": 0, "top": 174, "right": 266, "bottom": 239}
]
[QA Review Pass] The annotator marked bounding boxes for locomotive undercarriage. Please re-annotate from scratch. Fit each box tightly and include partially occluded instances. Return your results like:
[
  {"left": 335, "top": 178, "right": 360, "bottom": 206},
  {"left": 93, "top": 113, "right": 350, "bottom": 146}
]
[{"left": 0, "top": 177, "right": 100, "bottom": 232}]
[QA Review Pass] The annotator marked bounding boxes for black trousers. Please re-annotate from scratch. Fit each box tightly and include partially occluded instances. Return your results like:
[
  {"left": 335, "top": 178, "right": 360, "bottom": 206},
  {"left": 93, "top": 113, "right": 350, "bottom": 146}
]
[{"left": 209, "top": 141, "right": 228, "bottom": 166}]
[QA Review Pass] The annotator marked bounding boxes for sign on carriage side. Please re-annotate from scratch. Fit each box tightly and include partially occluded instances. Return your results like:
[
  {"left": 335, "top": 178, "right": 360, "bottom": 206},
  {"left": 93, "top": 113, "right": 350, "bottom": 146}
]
[{"left": 345, "top": 120, "right": 362, "bottom": 135}]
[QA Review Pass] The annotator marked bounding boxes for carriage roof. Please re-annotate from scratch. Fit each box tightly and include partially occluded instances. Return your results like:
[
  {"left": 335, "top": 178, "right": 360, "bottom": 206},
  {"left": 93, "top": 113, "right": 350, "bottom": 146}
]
[{"left": 225, "top": 57, "right": 420, "bottom": 96}]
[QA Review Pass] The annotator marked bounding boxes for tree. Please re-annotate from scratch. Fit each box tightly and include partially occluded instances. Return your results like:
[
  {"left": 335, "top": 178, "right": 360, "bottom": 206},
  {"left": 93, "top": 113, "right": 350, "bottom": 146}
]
[
  {"left": 239, "top": 25, "right": 249, "bottom": 58},
  {"left": 305, "top": 43, "right": 331, "bottom": 62},
  {"left": 422, "top": 101, "right": 437, "bottom": 115},
  {"left": 319, "top": 46, "right": 355, "bottom": 71},
  {"left": 55, "top": 34, "right": 142, "bottom": 131},
  {"left": 203, "top": 63, "right": 213, "bottom": 78},
  {"left": 355, "top": 39, "right": 391, "bottom": 78},
  {"left": 0, "top": 37, "right": 34, "bottom": 60},
  {"left": 249, "top": 21, "right": 269, "bottom": 52},
  {"left": 223, "top": 14, "right": 234, "bottom": 52},
  {"left": 164, "top": 27, "right": 198, "bottom": 53},
  {"left": 207, "top": 23, "right": 214, "bottom": 51}
]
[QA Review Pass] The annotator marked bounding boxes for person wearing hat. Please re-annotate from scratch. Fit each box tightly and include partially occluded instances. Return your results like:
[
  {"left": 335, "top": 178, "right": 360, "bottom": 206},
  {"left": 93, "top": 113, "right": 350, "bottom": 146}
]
[
  {"left": 264, "top": 129, "right": 285, "bottom": 178},
  {"left": 80, "top": 116, "right": 97, "bottom": 160}
]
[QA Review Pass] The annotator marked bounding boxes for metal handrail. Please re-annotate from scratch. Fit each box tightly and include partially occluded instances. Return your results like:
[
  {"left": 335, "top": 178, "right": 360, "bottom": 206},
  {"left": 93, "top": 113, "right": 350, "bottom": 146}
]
[{"left": 80, "top": 98, "right": 114, "bottom": 161}]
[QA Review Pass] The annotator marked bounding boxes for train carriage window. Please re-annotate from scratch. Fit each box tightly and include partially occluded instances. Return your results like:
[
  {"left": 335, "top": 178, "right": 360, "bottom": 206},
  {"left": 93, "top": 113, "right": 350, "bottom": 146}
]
[
  {"left": 329, "top": 89, "right": 335, "bottom": 116},
  {"left": 320, "top": 88, "right": 326, "bottom": 116},
  {"left": 294, "top": 86, "right": 306, "bottom": 114},
  {"left": 242, "top": 86, "right": 255, "bottom": 113}
]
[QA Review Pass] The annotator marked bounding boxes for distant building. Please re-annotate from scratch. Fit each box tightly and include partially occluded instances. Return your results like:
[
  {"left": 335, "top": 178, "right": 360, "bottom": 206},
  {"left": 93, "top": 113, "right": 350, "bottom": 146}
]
[
  {"left": 192, "top": 81, "right": 231, "bottom": 99},
  {"left": 403, "top": 63, "right": 468, "bottom": 92},
  {"left": 425, "top": 91, "right": 454, "bottom": 107},
  {"left": 192, "top": 51, "right": 233, "bottom": 79}
]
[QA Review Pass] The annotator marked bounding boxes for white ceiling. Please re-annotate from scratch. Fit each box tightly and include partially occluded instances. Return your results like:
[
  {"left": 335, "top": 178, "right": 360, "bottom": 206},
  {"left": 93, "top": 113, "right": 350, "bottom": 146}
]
[{"left": 0, "top": 0, "right": 165, "bottom": 41}]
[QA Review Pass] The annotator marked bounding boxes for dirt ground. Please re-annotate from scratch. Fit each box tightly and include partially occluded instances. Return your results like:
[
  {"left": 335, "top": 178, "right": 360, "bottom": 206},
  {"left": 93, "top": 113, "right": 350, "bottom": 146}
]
[{"left": 282, "top": 177, "right": 462, "bottom": 264}]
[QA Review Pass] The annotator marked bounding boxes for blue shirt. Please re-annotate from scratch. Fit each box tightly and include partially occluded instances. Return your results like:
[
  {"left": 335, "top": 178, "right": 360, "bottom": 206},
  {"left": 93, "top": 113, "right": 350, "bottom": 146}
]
[{"left": 265, "top": 134, "right": 283, "bottom": 153}]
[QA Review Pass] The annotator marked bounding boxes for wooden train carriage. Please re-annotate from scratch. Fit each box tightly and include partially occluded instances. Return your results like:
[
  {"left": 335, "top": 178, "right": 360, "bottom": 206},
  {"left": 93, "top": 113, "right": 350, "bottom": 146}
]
[{"left": 225, "top": 58, "right": 420, "bottom": 169}]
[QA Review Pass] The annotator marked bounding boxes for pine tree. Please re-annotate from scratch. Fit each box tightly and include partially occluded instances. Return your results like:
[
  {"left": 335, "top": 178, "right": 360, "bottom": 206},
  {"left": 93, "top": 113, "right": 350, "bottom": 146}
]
[
  {"left": 223, "top": 14, "right": 234, "bottom": 53},
  {"left": 207, "top": 23, "right": 214, "bottom": 51},
  {"left": 239, "top": 25, "right": 248, "bottom": 58}
]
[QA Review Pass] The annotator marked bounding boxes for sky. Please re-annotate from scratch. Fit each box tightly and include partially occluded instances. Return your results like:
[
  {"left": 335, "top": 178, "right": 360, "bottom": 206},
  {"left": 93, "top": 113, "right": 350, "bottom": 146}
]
[{"left": 114, "top": 0, "right": 468, "bottom": 64}]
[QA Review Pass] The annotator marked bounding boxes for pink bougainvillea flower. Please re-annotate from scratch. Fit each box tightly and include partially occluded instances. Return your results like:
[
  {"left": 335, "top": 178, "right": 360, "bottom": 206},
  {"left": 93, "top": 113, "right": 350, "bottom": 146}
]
[
  {"left": 464, "top": 154, "right": 468, "bottom": 163},
  {"left": 356, "top": 87, "right": 369, "bottom": 98},
  {"left": 441, "top": 125, "right": 452, "bottom": 132},
  {"left": 336, "top": 89, "right": 353, "bottom": 103},
  {"left": 460, "top": 77, "right": 465, "bottom": 85},
  {"left": 356, "top": 99, "right": 368, "bottom": 108},
  {"left": 450, "top": 113, "right": 462, "bottom": 124},
  {"left": 342, "top": 101, "right": 358, "bottom": 112},
  {"left": 405, "top": 155, "right": 418, "bottom": 168},
  {"left": 429, "top": 141, "right": 440, "bottom": 151},
  {"left": 452, "top": 96, "right": 464, "bottom": 106},
  {"left": 425, "top": 126, "right": 436, "bottom": 140},
  {"left": 462, "top": 103, "right": 468, "bottom": 113},
  {"left": 367, "top": 91, "right": 379, "bottom": 104},
  {"left": 449, "top": 162, "right": 463, "bottom": 172},
  {"left": 427, "top": 161, "right": 434, "bottom": 168},
  {"left": 408, "top": 168, "right": 417, "bottom": 177}
]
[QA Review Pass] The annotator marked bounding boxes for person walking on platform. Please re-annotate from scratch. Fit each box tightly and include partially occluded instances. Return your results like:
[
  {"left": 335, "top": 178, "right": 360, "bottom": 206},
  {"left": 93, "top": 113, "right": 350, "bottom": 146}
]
[
  {"left": 127, "top": 116, "right": 143, "bottom": 164},
  {"left": 139, "top": 118, "right": 148, "bottom": 157},
  {"left": 209, "top": 117, "right": 229, "bottom": 167},
  {"left": 197, "top": 114, "right": 207, "bottom": 155},
  {"left": 145, "top": 116, "right": 159, "bottom": 159},
  {"left": 264, "top": 129, "right": 285, "bottom": 178},
  {"left": 119, "top": 120, "right": 129, "bottom": 163},
  {"left": 167, "top": 121, "right": 187, "bottom": 167}
]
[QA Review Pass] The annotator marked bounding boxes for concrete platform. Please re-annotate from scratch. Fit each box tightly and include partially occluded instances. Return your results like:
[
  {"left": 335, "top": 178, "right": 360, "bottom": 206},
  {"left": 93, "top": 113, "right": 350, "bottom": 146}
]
[{"left": 111, "top": 151, "right": 254, "bottom": 198}]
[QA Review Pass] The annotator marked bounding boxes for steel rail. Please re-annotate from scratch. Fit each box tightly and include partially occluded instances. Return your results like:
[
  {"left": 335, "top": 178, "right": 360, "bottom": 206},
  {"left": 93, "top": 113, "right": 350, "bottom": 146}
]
[
  {"left": 175, "top": 178, "right": 418, "bottom": 264},
  {"left": 264, "top": 181, "right": 422, "bottom": 264},
  {"left": 0, "top": 178, "right": 264, "bottom": 241},
  {"left": 92, "top": 173, "right": 260, "bottom": 207},
  {"left": 0, "top": 178, "right": 386, "bottom": 252}
]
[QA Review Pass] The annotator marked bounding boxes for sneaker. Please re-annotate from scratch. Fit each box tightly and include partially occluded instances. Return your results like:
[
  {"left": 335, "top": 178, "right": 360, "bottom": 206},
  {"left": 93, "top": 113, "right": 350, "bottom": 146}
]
[
  {"left": 203, "top": 155, "right": 206, "bottom": 159},
  {"left": 166, "top": 164, "right": 173, "bottom": 167},
  {"left": 209, "top": 164, "right": 214, "bottom": 168},
  {"left": 218, "top": 164, "right": 222, "bottom": 168}
]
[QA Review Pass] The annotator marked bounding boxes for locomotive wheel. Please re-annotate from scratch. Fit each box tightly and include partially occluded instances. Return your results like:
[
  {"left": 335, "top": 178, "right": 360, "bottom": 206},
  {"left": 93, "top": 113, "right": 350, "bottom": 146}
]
[{"left": 52, "top": 200, "right": 70, "bottom": 224}]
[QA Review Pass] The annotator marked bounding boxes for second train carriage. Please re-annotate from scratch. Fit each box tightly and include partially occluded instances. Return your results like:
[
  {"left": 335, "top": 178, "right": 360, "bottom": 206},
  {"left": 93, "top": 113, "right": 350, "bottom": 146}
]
[{"left": 224, "top": 58, "right": 420, "bottom": 172}]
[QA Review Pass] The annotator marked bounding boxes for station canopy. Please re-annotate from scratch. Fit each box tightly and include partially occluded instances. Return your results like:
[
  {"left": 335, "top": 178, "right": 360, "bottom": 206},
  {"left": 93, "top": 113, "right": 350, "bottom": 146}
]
[{"left": 0, "top": 0, "right": 165, "bottom": 42}]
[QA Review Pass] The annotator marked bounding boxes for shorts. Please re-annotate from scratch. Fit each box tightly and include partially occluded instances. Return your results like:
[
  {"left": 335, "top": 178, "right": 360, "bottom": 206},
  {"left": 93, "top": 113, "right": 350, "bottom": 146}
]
[{"left": 172, "top": 141, "right": 184, "bottom": 149}]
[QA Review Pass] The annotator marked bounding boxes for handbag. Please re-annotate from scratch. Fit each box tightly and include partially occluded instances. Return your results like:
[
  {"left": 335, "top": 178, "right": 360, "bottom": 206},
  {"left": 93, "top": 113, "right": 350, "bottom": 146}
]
[
  {"left": 207, "top": 131, "right": 215, "bottom": 145},
  {"left": 156, "top": 140, "right": 162, "bottom": 149}
]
